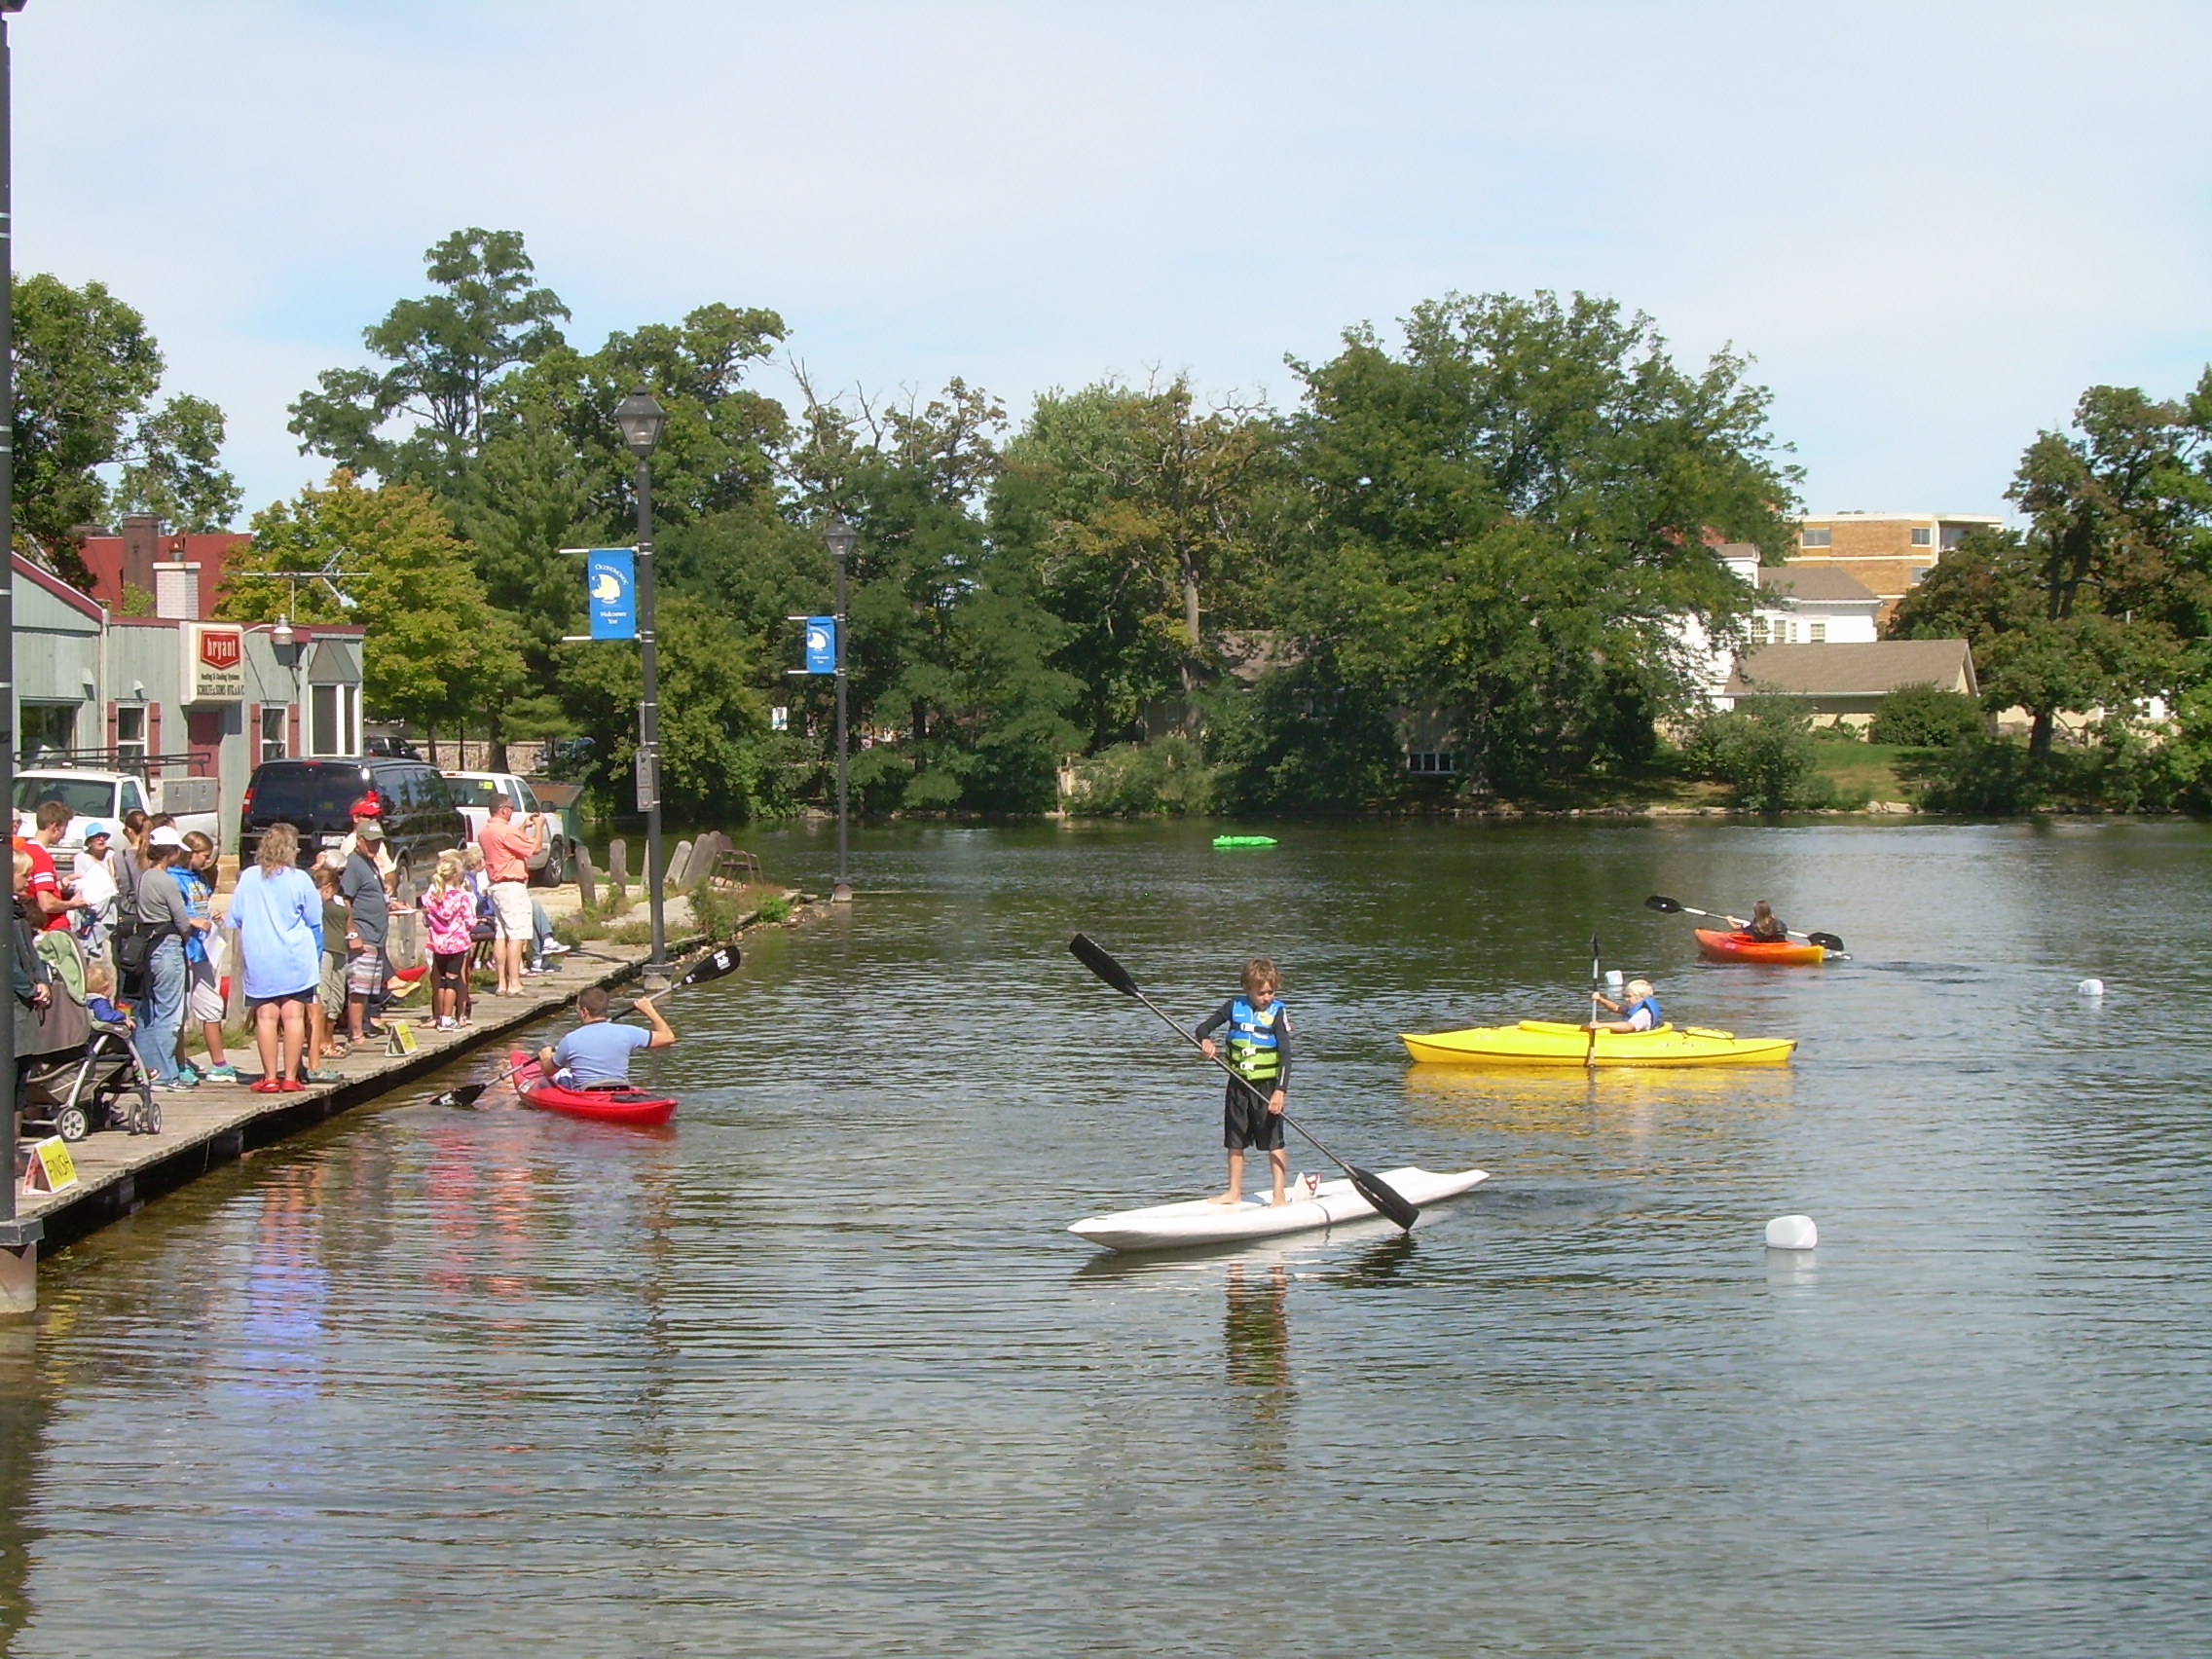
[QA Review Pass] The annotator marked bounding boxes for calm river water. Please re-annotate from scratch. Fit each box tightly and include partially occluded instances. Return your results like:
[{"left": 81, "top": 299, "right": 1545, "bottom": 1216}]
[{"left": 2, "top": 820, "right": 2208, "bottom": 1656}]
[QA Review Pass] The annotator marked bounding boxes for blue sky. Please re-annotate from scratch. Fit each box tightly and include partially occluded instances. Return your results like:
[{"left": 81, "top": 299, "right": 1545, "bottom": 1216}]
[{"left": 19, "top": 1, "right": 2212, "bottom": 526}]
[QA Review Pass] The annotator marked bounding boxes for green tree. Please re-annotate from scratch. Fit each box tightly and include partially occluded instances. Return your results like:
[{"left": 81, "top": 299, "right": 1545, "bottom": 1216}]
[
  {"left": 215, "top": 471, "right": 526, "bottom": 740},
  {"left": 287, "top": 228, "right": 571, "bottom": 490},
  {"left": 12, "top": 273, "right": 241, "bottom": 572},
  {"left": 1894, "top": 383, "right": 2212, "bottom": 761},
  {"left": 1686, "top": 697, "right": 1831, "bottom": 811},
  {"left": 794, "top": 380, "right": 1080, "bottom": 812},
  {"left": 996, "top": 378, "right": 1282, "bottom": 745},
  {"left": 1867, "top": 682, "right": 1986, "bottom": 747},
  {"left": 1262, "top": 290, "right": 1799, "bottom": 800}
]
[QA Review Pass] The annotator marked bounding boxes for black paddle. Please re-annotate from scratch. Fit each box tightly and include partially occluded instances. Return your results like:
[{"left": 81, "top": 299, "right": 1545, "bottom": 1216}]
[
  {"left": 1642, "top": 895, "right": 1847, "bottom": 955},
  {"left": 427, "top": 946, "right": 742, "bottom": 1109},
  {"left": 1067, "top": 933, "right": 1421, "bottom": 1231}
]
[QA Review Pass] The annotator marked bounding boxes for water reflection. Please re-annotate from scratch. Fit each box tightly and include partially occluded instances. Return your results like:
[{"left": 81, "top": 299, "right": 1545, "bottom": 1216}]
[{"left": 1224, "top": 1261, "right": 1293, "bottom": 1472}]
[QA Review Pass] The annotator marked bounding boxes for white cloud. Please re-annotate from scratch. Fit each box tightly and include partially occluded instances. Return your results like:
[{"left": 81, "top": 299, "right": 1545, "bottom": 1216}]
[{"left": 16, "top": 0, "right": 2210, "bottom": 523}]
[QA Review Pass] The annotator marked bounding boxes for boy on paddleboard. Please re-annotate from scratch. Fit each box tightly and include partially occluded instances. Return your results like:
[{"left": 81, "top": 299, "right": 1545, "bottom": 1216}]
[
  {"left": 1197, "top": 957, "right": 1292, "bottom": 1206},
  {"left": 536, "top": 985, "right": 676, "bottom": 1088}
]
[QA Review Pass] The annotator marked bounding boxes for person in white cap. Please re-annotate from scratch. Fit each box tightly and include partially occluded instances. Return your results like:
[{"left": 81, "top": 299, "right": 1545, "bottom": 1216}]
[{"left": 70, "top": 821, "right": 119, "bottom": 955}]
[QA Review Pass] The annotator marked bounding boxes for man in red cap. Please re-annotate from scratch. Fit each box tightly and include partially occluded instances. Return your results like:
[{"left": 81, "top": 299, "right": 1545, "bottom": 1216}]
[{"left": 340, "top": 794, "right": 396, "bottom": 893}]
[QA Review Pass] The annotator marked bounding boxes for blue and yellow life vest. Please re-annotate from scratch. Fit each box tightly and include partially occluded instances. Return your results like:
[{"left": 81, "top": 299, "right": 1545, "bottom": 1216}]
[
  {"left": 1227, "top": 997, "right": 1284, "bottom": 1081},
  {"left": 1625, "top": 995, "right": 1662, "bottom": 1028}
]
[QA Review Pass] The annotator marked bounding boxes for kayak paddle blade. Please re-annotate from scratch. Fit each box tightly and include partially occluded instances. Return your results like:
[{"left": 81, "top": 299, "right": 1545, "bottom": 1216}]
[
  {"left": 1807, "top": 931, "right": 1846, "bottom": 952},
  {"left": 1642, "top": 895, "right": 1684, "bottom": 914},
  {"left": 433, "top": 1083, "right": 490, "bottom": 1111},
  {"left": 1069, "top": 934, "right": 1141, "bottom": 998},
  {"left": 1349, "top": 1165, "right": 1420, "bottom": 1231},
  {"left": 677, "top": 946, "right": 742, "bottom": 988}
]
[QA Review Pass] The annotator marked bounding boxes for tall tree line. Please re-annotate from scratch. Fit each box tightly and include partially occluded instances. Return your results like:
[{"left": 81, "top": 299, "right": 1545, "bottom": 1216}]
[{"left": 24, "top": 230, "right": 1838, "bottom": 817}]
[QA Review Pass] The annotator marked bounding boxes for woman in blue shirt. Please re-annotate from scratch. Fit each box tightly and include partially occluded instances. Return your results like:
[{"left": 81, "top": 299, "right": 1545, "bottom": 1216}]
[{"left": 229, "top": 823, "right": 323, "bottom": 1092}]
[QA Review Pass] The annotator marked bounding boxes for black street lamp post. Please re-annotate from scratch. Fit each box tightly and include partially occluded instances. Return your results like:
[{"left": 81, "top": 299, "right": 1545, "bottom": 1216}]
[
  {"left": 823, "top": 515, "right": 856, "bottom": 903},
  {"left": 0, "top": 0, "right": 43, "bottom": 1309},
  {"left": 613, "top": 388, "right": 670, "bottom": 978}
]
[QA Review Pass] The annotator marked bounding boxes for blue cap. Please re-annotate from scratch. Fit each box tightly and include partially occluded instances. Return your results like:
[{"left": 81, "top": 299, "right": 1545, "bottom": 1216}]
[{"left": 82, "top": 821, "right": 113, "bottom": 841}]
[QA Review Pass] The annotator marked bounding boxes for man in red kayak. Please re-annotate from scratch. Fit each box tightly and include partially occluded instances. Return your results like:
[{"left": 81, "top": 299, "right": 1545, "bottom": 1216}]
[{"left": 535, "top": 985, "right": 676, "bottom": 1088}]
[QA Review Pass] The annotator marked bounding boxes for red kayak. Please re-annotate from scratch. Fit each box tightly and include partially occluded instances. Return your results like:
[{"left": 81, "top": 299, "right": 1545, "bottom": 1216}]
[
  {"left": 1694, "top": 927, "right": 1825, "bottom": 967},
  {"left": 507, "top": 1049, "right": 679, "bottom": 1127}
]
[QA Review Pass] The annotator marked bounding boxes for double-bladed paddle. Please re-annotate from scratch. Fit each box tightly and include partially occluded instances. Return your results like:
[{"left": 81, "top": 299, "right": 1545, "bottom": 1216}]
[
  {"left": 427, "top": 945, "right": 742, "bottom": 1109},
  {"left": 1642, "top": 895, "right": 1847, "bottom": 955},
  {"left": 1067, "top": 933, "right": 1421, "bottom": 1231}
]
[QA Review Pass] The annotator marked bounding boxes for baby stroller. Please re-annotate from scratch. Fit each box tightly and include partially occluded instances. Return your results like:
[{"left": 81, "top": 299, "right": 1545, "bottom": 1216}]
[{"left": 19, "top": 1018, "right": 159, "bottom": 1142}]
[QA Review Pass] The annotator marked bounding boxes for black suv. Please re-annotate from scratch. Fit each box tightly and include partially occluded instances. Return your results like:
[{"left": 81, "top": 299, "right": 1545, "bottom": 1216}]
[{"left": 240, "top": 757, "right": 468, "bottom": 895}]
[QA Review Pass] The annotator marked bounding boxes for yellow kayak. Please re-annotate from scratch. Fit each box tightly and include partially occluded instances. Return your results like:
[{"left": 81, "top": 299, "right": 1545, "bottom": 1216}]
[{"left": 1400, "top": 1019, "right": 1795, "bottom": 1068}]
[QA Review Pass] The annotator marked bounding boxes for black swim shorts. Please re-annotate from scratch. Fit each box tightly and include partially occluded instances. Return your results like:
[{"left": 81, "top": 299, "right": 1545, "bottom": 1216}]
[{"left": 1223, "top": 1078, "right": 1285, "bottom": 1151}]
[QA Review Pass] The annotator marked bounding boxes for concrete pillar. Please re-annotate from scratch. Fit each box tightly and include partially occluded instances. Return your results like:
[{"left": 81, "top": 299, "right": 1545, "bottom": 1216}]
[
  {"left": 670, "top": 839, "right": 693, "bottom": 891},
  {"left": 0, "top": 1241, "right": 36, "bottom": 1316},
  {"left": 608, "top": 840, "right": 629, "bottom": 894},
  {"left": 575, "top": 847, "right": 598, "bottom": 912}
]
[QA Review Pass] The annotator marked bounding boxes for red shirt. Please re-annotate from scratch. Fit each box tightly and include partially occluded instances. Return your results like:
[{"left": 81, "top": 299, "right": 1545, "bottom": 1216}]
[{"left": 12, "top": 836, "right": 67, "bottom": 931}]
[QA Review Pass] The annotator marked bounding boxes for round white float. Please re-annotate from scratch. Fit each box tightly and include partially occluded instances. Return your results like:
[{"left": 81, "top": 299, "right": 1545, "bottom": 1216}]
[
  {"left": 2077, "top": 978, "right": 2105, "bottom": 997},
  {"left": 1765, "top": 1214, "right": 1818, "bottom": 1251}
]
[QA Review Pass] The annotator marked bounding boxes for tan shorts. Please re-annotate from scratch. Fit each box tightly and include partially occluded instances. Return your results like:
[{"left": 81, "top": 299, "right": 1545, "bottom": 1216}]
[{"left": 491, "top": 881, "right": 534, "bottom": 941}]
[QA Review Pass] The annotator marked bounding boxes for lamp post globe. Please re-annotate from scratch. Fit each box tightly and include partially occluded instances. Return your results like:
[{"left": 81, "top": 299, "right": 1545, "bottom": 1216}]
[
  {"left": 824, "top": 514, "right": 855, "bottom": 903},
  {"left": 614, "top": 388, "right": 666, "bottom": 458},
  {"left": 615, "top": 387, "right": 671, "bottom": 980}
]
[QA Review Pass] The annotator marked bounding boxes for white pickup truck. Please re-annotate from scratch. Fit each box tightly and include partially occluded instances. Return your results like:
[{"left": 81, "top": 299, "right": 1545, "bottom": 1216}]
[
  {"left": 443, "top": 770, "right": 576, "bottom": 887},
  {"left": 13, "top": 768, "right": 220, "bottom": 856}
]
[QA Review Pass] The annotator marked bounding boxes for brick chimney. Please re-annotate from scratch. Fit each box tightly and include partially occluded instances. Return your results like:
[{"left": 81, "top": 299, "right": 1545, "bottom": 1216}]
[{"left": 119, "top": 515, "right": 162, "bottom": 597}]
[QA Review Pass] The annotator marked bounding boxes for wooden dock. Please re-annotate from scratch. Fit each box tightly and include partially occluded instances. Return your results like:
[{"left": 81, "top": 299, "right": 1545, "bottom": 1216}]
[{"left": 16, "top": 934, "right": 695, "bottom": 1253}]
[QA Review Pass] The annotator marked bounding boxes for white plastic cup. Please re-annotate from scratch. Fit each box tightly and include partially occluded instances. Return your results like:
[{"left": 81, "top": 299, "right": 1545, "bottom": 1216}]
[
  {"left": 2077, "top": 978, "right": 2105, "bottom": 998},
  {"left": 1765, "top": 1214, "right": 1818, "bottom": 1251},
  {"left": 1604, "top": 970, "right": 1624, "bottom": 991}
]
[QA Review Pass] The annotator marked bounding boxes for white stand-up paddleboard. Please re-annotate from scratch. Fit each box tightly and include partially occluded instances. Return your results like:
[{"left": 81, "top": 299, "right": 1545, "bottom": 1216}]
[{"left": 1068, "top": 1166, "right": 1488, "bottom": 1253}]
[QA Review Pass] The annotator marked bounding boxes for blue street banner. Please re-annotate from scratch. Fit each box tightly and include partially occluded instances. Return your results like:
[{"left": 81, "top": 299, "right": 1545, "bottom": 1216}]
[
  {"left": 804, "top": 615, "right": 837, "bottom": 674},
  {"left": 588, "top": 549, "right": 638, "bottom": 640}
]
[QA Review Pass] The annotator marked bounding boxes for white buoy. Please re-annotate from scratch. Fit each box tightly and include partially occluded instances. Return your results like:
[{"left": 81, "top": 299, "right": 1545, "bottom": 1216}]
[
  {"left": 1604, "top": 970, "right": 1624, "bottom": 991},
  {"left": 2077, "top": 978, "right": 2105, "bottom": 998},
  {"left": 1765, "top": 1214, "right": 1818, "bottom": 1251}
]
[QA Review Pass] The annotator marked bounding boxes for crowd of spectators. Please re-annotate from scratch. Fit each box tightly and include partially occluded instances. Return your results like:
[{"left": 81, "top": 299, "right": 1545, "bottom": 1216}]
[{"left": 12, "top": 788, "right": 571, "bottom": 1104}]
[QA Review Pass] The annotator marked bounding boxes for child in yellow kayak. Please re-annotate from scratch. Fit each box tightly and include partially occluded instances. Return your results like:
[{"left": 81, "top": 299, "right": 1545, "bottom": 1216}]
[
  {"left": 1587, "top": 977, "right": 1662, "bottom": 1033},
  {"left": 1197, "top": 957, "right": 1291, "bottom": 1207}
]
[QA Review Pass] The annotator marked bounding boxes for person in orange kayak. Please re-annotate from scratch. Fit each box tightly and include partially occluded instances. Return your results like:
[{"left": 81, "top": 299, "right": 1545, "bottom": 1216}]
[
  {"left": 1587, "top": 977, "right": 1663, "bottom": 1033},
  {"left": 1738, "top": 901, "right": 1788, "bottom": 941}
]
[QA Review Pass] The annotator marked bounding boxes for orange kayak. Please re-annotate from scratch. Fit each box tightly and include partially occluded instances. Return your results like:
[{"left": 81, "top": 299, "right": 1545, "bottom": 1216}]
[{"left": 1694, "top": 928, "right": 1825, "bottom": 967}]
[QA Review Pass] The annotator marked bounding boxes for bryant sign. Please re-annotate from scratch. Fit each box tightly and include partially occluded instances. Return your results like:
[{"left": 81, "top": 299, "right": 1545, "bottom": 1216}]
[{"left": 189, "top": 624, "right": 245, "bottom": 702}]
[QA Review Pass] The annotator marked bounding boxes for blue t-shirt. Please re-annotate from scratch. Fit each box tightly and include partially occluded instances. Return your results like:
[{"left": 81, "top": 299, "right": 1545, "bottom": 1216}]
[{"left": 551, "top": 1020, "right": 652, "bottom": 1087}]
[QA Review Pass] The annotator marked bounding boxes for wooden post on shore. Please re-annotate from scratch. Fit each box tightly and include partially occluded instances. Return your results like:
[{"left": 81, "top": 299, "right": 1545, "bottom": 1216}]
[
  {"left": 575, "top": 846, "right": 598, "bottom": 913},
  {"left": 608, "top": 839, "right": 629, "bottom": 897},
  {"left": 223, "top": 923, "right": 246, "bottom": 1028},
  {"left": 670, "top": 839, "right": 692, "bottom": 894}
]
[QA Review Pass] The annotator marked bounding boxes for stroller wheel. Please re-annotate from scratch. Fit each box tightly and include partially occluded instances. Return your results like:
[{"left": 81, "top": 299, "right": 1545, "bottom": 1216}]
[{"left": 52, "top": 1103, "right": 90, "bottom": 1143}]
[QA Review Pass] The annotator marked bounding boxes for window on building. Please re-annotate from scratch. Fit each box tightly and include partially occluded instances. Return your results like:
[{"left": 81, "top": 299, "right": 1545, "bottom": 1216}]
[
  {"left": 1940, "top": 525, "right": 1969, "bottom": 551},
  {"left": 1783, "top": 620, "right": 1797, "bottom": 644},
  {"left": 115, "top": 704, "right": 147, "bottom": 764},
  {"left": 1809, "top": 622, "right": 1827, "bottom": 644},
  {"left": 260, "top": 705, "right": 289, "bottom": 763},
  {"left": 1909, "top": 566, "right": 1932, "bottom": 585},
  {"left": 1747, "top": 617, "right": 1767, "bottom": 645},
  {"left": 1407, "top": 752, "right": 1457, "bottom": 775},
  {"left": 1800, "top": 527, "right": 1832, "bottom": 548},
  {"left": 309, "top": 682, "right": 360, "bottom": 756},
  {"left": 18, "top": 704, "right": 77, "bottom": 761},
  {"left": 1910, "top": 527, "right": 1933, "bottom": 547}
]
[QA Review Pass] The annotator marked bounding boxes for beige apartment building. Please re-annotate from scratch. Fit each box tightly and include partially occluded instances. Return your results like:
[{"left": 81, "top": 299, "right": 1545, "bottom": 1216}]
[{"left": 1788, "top": 511, "right": 2007, "bottom": 625}]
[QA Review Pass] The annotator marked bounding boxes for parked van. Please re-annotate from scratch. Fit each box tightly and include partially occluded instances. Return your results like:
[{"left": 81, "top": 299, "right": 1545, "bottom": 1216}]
[{"left": 239, "top": 757, "right": 467, "bottom": 895}]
